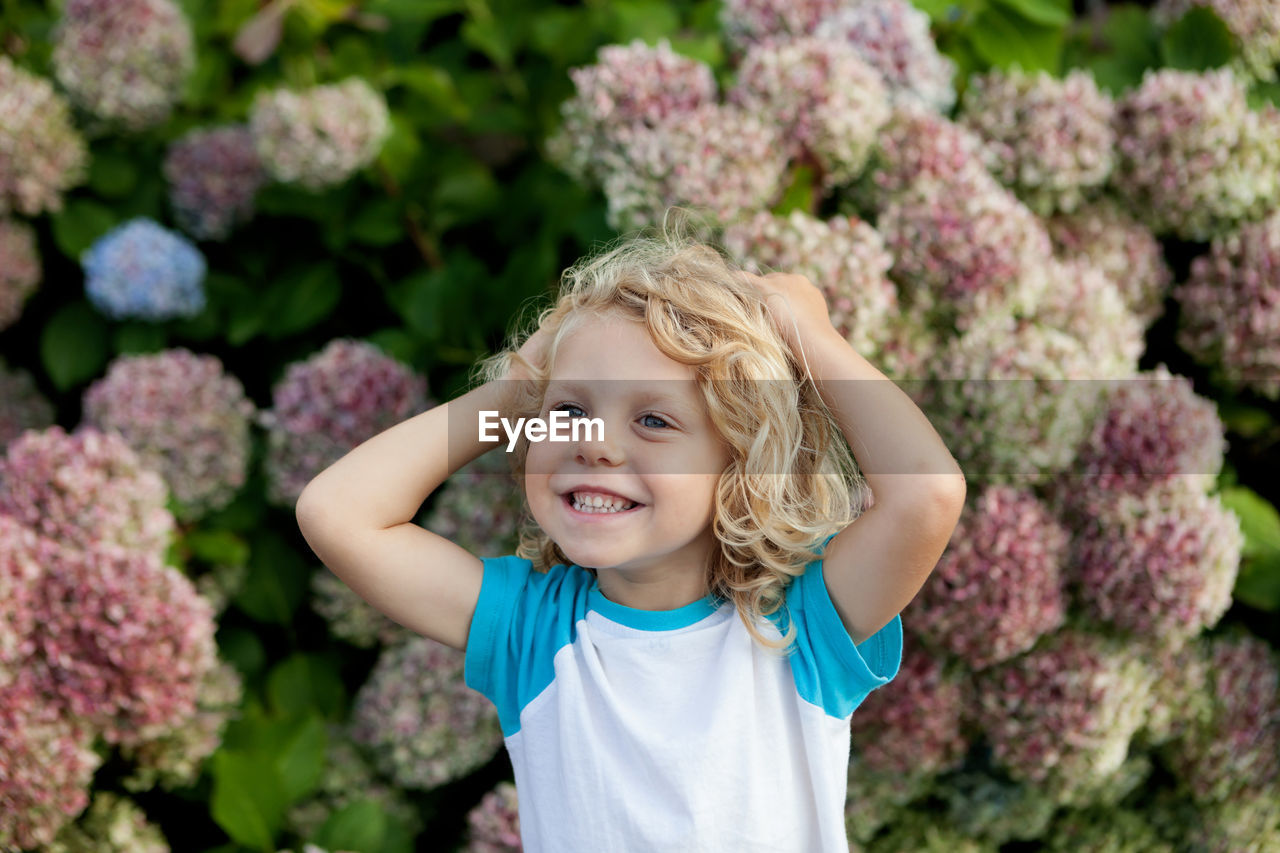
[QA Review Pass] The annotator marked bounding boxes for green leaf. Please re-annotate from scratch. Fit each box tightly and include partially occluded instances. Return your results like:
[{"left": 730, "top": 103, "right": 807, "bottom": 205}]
[
  {"left": 395, "top": 64, "right": 471, "bottom": 122},
  {"left": 112, "top": 322, "right": 169, "bottom": 355},
  {"left": 462, "top": 16, "right": 515, "bottom": 68},
  {"left": 365, "top": 328, "right": 423, "bottom": 366},
  {"left": 365, "top": 0, "right": 466, "bottom": 21},
  {"left": 315, "top": 799, "right": 388, "bottom": 853},
  {"left": 1249, "top": 80, "right": 1280, "bottom": 109},
  {"left": 389, "top": 268, "right": 448, "bottom": 339},
  {"left": 266, "top": 652, "right": 347, "bottom": 719},
  {"left": 990, "top": 0, "right": 1069, "bottom": 27},
  {"left": 1235, "top": 552, "right": 1280, "bottom": 611},
  {"left": 349, "top": 196, "right": 405, "bottom": 246},
  {"left": 669, "top": 34, "right": 724, "bottom": 70},
  {"left": 378, "top": 113, "right": 425, "bottom": 183},
  {"left": 41, "top": 302, "right": 110, "bottom": 391},
  {"left": 217, "top": 625, "right": 267, "bottom": 678},
  {"left": 773, "top": 165, "right": 816, "bottom": 217},
  {"left": 51, "top": 199, "right": 118, "bottom": 260},
  {"left": 210, "top": 750, "right": 286, "bottom": 851},
  {"left": 528, "top": 7, "right": 599, "bottom": 65},
  {"left": 432, "top": 157, "right": 500, "bottom": 230},
  {"left": 1160, "top": 5, "right": 1236, "bottom": 71},
  {"left": 967, "top": 4, "right": 1064, "bottom": 73},
  {"left": 1219, "top": 486, "right": 1280, "bottom": 557},
  {"left": 609, "top": 0, "right": 681, "bottom": 43},
  {"left": 233, "top": 530, "right": 307, "bottom": 624},
  {"left": 186, "top": 529, "right": 251, "bottom": 566},
  {"left": 262, "top": 264, "right": 342, "bottom": 340},
  {"left": 273, "top": 712, "right": 328, "bottom": 803},
  {"left": 88, "top": 150, "right": 139, "bottom": 198}
]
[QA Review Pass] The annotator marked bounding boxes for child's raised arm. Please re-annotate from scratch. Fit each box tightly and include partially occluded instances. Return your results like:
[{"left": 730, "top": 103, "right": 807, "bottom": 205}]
[{"left": 295, "top": 339, "right": 544, "bottom": 652}]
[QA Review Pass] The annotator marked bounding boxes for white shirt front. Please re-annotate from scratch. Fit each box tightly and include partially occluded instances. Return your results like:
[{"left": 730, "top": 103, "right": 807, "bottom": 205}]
[{"left": 464, "top": 550, "right": 903, "bottom": 853}]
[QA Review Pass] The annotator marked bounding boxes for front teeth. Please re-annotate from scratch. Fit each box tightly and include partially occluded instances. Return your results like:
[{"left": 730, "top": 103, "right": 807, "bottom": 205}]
[{"left": 571, "top": 493, "right": 635, "bottom": 513}]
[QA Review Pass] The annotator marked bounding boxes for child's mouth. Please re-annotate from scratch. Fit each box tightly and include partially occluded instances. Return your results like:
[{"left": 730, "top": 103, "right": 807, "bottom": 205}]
[{"left": 562, "top": 493, "right": 645, "bottom": 517}]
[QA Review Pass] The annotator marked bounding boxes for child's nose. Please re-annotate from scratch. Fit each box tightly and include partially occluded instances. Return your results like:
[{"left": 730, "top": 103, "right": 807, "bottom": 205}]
[{"left": 576, "top": 425, "right": 624, "bottom": 466}]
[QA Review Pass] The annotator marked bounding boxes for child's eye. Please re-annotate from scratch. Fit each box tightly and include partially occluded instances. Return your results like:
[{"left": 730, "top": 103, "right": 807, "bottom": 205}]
[
  {"left": 640, "top": 414, "right": 669, "bottom": 429},
  {"left": 552, "top": 403, "right": 587, "bottom": 418}
]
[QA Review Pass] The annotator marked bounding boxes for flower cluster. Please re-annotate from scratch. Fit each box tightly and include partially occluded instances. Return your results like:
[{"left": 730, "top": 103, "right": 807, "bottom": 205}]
[
  {"left": 719, "top": 0, "right": 843, "bottom": 52},
  {"left": 250, "top": 79, "right": 391, "bottom": 191},
  {"left": 258, "top": 339, "right": 432, "bottom": 507},
  {"left": 349, "top": 636, "right": 504, "bottom": 790},
  {"left": 851, "top": 643, "right": 969, "bottom": 778},
  {"left": 1043, "top": 800, "right": 1177, "bottom": 852},
  {"left": 907, "top": 485, "right": 1070, "bottom": 670},
  {"left": 50, "top": 0, "right": 194, "bottom": 132},
  {"left": 82, "top": 349, "right": 256, "bottom": 521},
  {"left": 164, "top": 125, "right": 268, "bottom": 241},
  {"left": 1154, "top": 0, "right": 1280, "bottom": 82},
  {"left": 423, "top": 452, "right": 526, "bottom": 558},
  {"left": 47, "top": 791, "right": 169, "bottom": 853},
  {"left": 1174, "top": 211, "right": 1280, "bottom": 399},
  {"left": 1030, "top": 260, "right": 1144, "bottom": 380},
  {"left": 722, "top": 210, "right": 898, "bottom": 358},
  {"left": 926, "top": 765, "right": 1064, "bottom": 846},
  {"left": 547, "top": 39, "right": 717, "bottom": 185},
  {"left": 0, "top": 674, "right": 101, "bottom": 851},
  {"left": 1160, "top": 629, "right": 1280, "bottom": 804},
  {"left": 0, "top": 426, "right": 173, "bottom": 557},
  {"left": 30, "top": 536, "right": 219, "bottom": 746},
  {"left": 465, "top": 781, "right": 522, "bottom": 852},
  {"left": 813, "top": 0, "right": 957, "bottom": 112},
  {"left": 82, "top": 218, "right": 207, "bottom": 321},
  {"left": 0, "top": 217, "right": 41, "bottom": 332},
  {"left": 310, "top": 569, "right": 414, "bottom": 649},
  {"left": 729, "top": 36, "right": 890, "bottom": 187},
  {"left": 878, "top": 170, "right": 1055, "bottom": 330},
  {"left": 1045, "top": 198, "right": 1172, "bottom": 329},
  {"left": 599, "top": 104, "right": 789, "bottom": 232},
  {"left": 971, "top": 628, "right": 1157, "bottom": 805},
  {"left": 1111, "top": 68, "right": 1280, "bottom": 240},
  {"left": 0, "top": 360, "right": 54, "bottom": 453},
  {"left": 1046, "top": 365, "right": 1226, "bottom": 522},
  {"left": 869, "top": 105, "right": 990, "bottom": 201},
  {"left": 118, "top": 659, "right": 243, "bottom": 792},
  {"left": 923, "top": 314, "right": 1103, "bottom": 485},
  {"left": 287, "top": 727, "right": 423, "bottom": 841},
  {"left": 1067, "top": 481, "right": 1242, "bottom": 649},
  {"left": 959, "top": 68, "right": 1115, "bottom": 216},
  {"left": 0, "top": 56, "right": 89, "bottom": 217}
]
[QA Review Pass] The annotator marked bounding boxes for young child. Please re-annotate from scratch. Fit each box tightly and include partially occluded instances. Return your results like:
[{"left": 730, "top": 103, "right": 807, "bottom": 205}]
[{"left": 295, "top": 215, "right": 966, "bottom": 852}]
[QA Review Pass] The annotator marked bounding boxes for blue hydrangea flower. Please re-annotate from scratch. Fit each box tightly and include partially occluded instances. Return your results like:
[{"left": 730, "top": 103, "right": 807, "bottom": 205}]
[{"left": 82, "top": 218, "right": 207, "bottom": 321}]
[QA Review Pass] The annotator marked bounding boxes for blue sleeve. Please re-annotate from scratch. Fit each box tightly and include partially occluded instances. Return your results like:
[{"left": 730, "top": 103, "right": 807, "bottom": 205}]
[
  {"left": 774, "top": 534, "right": 904, "bottom": 719},
  {"left": 463, "top": 555, "right": 584, "bottom": 737}
]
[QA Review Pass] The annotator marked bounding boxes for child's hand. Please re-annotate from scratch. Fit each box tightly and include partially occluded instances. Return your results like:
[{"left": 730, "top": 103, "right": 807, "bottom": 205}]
[
  {"left": 741, "top": 271, "right": 836, "bottom": 359},
  {"left": 506, "top": 325, "right": 552, "bottom": 383}
]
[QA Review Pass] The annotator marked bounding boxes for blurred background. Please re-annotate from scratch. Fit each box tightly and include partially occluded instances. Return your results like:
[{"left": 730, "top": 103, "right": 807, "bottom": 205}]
[{"left": 1, "top": 0, "right": 1278, "bottom": 850}]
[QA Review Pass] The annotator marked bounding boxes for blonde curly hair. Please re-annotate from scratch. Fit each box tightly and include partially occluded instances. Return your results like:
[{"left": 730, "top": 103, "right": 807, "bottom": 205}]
[{"left": 472, "top": 210, "right": 871, "bottom": 655}]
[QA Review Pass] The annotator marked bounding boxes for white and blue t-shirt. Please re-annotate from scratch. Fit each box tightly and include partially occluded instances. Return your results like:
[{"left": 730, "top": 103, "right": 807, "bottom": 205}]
[{"left": 464, "top": 541, "right": 904, "bottom": 853}]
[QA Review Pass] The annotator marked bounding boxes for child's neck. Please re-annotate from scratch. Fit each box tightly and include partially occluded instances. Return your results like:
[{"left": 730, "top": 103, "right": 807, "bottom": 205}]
[{"left": 592, "top": 568, "right": 711, "bottom": 612}]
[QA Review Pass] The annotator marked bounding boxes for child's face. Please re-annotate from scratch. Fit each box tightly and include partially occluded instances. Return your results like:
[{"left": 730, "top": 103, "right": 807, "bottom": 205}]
[{"left": 525, "top": 313, "right": 732, "bottom": 585}]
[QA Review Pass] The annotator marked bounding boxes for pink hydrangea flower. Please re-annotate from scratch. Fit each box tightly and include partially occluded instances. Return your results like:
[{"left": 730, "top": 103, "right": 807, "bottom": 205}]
[
  {"left": 250, "top": 79, "right": 391, "bottom": 191},
  {"left": 0, "top": 56, "right": 88, "bottom": 216},
  {"left": 164, "top": 125, "right": 268, "bottom": 241},
  {"left": 423, "top": 451, "right": 525, "bottom": 559},
  {"left": 1067, "top": 480, "right": 1242, "bottom": 649},
  {"left": 959, "top": 68, "right": 1116, "bottom": 216},
  {"left": 729, "top": 36, "right": 890, "bottom": 187},
  {"left": 311, "top": 569, "right": 414, "bottom": 649},
  {"left": 349, "top": 635, "right": 503, "bottom": 790},
  {"left": 1112, "top": 68, "right": 1280, "bottom": 240},
  {"left": 907, "top": 485, "right": 1070, "bottom": 671},
  {"left": 465, "top": 781, "right": 522, "bottom": 852},
  {"left": 82, "top": 348, "right": 256, "bottom": 521},
  {"left": 0, "top": 217, "right": 41, "bottom": 331},
  {"left": 971, "top": 628, "right": 1157, "bottom": 804},
  {"left": 1031, "top": 259, "right": 1144, "bottom": 379},
  {"left": 1174, "top": 211, "right": 1280, "bottom": 400},
  {"left": 51, "top": 0, "right": 195, "bottom": 132},
  {"left": 46, "top": 791, "right": 169, "bottom": 852},
  {"left": 258, "top": 339, "right": 431, "bottom": 508},
  {"left": 719, "top": 0, "right": 844, "bottom": 52},
  {"left": 814, "top": 0, "right": 958, "bottom": 112},
  {"left": 1046, "top": 198, "right": 1172, "bottom": 329},
  {"left": 0, "top": 426, "right": 173, "bottom": 558}
]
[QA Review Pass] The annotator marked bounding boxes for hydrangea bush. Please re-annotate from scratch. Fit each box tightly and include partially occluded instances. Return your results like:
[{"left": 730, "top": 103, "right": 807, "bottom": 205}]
[{"left": 81, "top": 218, "right": 208, "bottom": 322}]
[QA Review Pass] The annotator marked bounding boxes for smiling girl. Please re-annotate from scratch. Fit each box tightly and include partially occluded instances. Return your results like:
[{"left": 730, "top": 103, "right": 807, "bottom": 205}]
[{"left": 296, "top": 212, "right": 965, "bottom": 852}]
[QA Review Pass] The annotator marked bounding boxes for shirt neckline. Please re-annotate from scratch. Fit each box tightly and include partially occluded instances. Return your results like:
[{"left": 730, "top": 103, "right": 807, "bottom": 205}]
[{"left": 585, "top": 572, "right": 723, "bottom": 631}]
